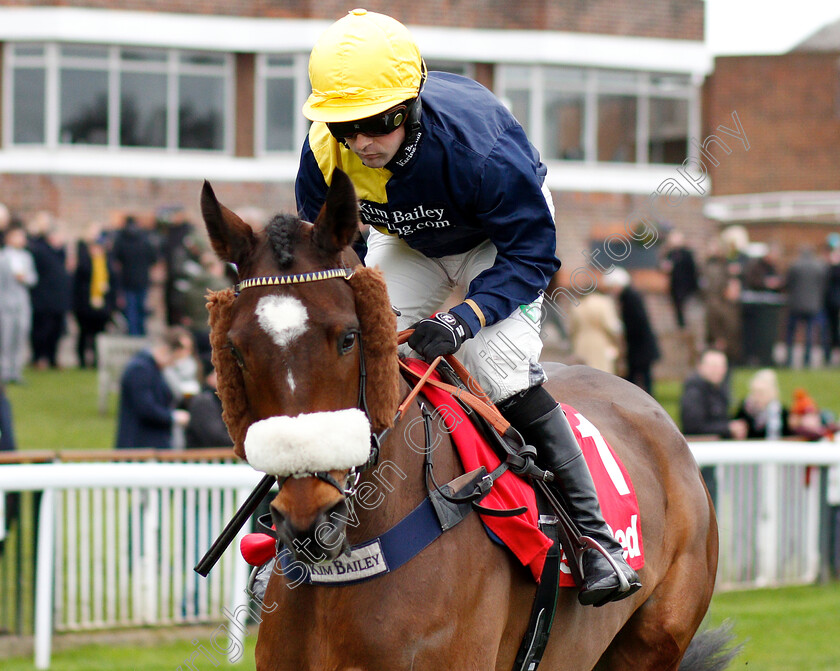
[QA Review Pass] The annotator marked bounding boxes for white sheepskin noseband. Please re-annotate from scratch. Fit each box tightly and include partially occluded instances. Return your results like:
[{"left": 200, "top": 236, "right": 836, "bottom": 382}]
[{"left": 243, "top": 408, "right": 371, "bottom": 476}]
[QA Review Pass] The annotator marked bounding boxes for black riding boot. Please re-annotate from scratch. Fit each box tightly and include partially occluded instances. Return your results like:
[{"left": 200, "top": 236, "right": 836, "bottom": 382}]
[{"left": 500, "top": 387, "right": 641, "bottom": 607}]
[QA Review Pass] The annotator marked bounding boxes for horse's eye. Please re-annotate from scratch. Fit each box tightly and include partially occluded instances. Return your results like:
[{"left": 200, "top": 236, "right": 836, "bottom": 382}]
[
  {"left": 228, "top": 343, "right": 246, "bottom": 369},
  {"left": 338, "top": 330, "right": 358, "bottom": 355}
]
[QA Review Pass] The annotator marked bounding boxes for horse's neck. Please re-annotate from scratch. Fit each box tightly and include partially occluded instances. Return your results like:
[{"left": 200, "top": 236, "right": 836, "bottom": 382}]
[{"left": 348, "top": 375, "right": 459, "bottom": 543}]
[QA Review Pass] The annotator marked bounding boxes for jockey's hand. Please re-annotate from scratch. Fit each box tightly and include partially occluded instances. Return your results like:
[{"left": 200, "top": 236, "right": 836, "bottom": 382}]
[{"left": 408, "top": 312, "right": 472, "bottom": 361}]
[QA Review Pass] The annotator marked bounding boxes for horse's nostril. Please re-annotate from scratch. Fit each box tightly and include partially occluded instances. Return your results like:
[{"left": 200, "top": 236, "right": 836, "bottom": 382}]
[
  {"left": 269, "top": 503, "right": 286, "bottom": 535},
  {"left": 271, "top": 498, "right": 350, "bottom": 564},
  {"left": 269, "top": 504, "right": 293, "bottom": 553}
]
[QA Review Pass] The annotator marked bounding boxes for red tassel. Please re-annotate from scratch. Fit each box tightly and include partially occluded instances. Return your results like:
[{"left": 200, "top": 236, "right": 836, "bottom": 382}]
[{"left": 240, "top": 532, "right": 277, "bottom": 566}]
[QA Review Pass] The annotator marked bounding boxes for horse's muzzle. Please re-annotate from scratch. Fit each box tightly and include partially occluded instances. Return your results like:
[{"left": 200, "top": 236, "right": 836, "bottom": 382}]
[{"left": 270, "top": 496, "right": 351, "bottom": 564}]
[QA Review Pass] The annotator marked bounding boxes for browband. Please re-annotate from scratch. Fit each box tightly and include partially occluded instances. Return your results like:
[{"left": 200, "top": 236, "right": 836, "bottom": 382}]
[{"left": 234, "top": 267, "right": 354, "bottom": 295}]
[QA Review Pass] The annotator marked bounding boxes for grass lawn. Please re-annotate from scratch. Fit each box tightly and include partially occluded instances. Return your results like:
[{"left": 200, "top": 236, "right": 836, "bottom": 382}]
[
  {"left": 2, "top": 635, "right": 257, "bottom": 670},
  {"left": 656, "top": 366, "right": 840, "bottom": 431},
  {"left": 6, "top": 364, "right": 840, "bottom": 452},
  {"left": 5, "top": 367, "right": 116, "bottom": 450},
  {"left": 1, "top": 583, "right": 838, "bottom": 670},
  {"left": 706, "top": 582, "right": 840, "bottom": 670}
]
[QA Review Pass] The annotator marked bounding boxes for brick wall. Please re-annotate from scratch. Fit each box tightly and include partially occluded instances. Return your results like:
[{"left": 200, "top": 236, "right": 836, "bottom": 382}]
[
  {"left": 0, "top": 171, "right": 717, "bottom": 378},
  {"left": 0, "top": 173, "right": 296, "bottom": 236},
  {"left": 0, "top": 0, "right": 703, "bottom": 38},
  {"left": 551, "top": 190, "right": 712, "bottom": 378},
  {"left": 234, "top": 53, "right": 256, "bottom": 158},
  {"left": 704, "top": 53, "right": 840, "bottom": 196}
]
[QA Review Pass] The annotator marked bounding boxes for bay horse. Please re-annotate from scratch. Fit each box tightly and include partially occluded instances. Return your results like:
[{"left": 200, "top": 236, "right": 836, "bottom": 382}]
[{"left": 200, "top": 170, "right": 729, "bottom": 671}]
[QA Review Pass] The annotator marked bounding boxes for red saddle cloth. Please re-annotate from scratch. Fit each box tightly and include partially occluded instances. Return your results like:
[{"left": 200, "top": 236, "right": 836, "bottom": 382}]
[
  {"left": 240, "top": 362, "right": 646, "bottom": 584},
  {"left": 403, "top": 359, "right": 645, "bottom": 584}
]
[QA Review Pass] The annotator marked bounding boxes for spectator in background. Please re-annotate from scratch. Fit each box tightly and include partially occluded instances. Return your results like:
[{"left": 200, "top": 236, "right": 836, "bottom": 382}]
[
  {"left": 185, "top": 357, "right": 232, "bottom": 449},
  {"left": 602, "top": 267, "right": 660, "bottom": 395},
  {"left": 158, "top": 206, "right": 199, "bottom": 327},
  {"left": 785, "top": 244, "right": 828, "bottom": 368},
  {"left": 28, "top": 214, "right": 73, "bottom": 370},
  {"left": 659, "top": 229, "right": 699, "bottom": 329},
  {"left": 73, "top": 224, "right": 117, "bottom": 368},
  {"left": 568, "top": 281, "right": 622, "bottom": 375},
  {"left": 789, "top": 388, "right": 840, "bottom": 441},
  {"left": 115, "top": 327, "right": 191, "bottom": 449},
  {"left": 0, "top": 381, "right": 15, "bottom": 554},
  {"left": 0, "top": 203, "right": 10, "bottom": 245},
  {"left": 732, "top": 368, "right": 791, "bottom": 439},
  {"left": 742, "top": 242, "right": 783, "bottom": 293},
  {"left": 0, "top": 382, "right": 15, "bottom": 452},
  {"left": 161, "top": 326, "right": 200, "bottom": 409},
  {"left": 680, "top": 349, "right": 748, "bottom": 439},
  {"left": 823, "top": 233, "right": 840, "bottom": 366},
  {"left": 0, "top": 226, "right": 38, "bottom": 384},
  {"left": 160, "top": 326, "right": 201, "bottom": 450},
  {"left": 702, "top": 239, "right": 743, "bottom": 365},
  {"left": 179, "top": 251, "right": 231, "bottom": 368},
  {"left": 113, "top": 214, "right": 157, "bottom": 336}
]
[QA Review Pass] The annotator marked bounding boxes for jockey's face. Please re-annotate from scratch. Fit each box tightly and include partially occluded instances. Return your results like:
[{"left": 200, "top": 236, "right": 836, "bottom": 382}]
[{"left": 344, "top": 125, "right": 406, "bottom": 169}]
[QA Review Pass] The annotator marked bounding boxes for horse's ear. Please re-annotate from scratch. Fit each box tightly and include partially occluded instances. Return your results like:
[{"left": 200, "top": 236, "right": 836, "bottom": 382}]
[
  {"left": 312, "top": 169, "right": 360, "bottom": 256},
  {"left": 201, "top": 180, "right": 257, "bottom": 267}
]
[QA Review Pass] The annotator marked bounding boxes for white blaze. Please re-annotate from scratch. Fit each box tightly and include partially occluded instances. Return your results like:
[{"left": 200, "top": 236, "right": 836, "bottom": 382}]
[{"left": 256, "top": 295, "right": 308, "bottom": 348}]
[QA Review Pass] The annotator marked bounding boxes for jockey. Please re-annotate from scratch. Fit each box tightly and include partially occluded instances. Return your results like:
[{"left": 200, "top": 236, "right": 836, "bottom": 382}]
[{"left": 295, "top": 8, "right": 640, "bottom": 607}]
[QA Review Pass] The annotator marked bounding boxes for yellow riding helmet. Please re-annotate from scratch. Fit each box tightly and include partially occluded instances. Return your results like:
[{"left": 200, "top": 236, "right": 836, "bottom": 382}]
[{"left": 303, "top": 9, "right": 424, "bottom": 123}]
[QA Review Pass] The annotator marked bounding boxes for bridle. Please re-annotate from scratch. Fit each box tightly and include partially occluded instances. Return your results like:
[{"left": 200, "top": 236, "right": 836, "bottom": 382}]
[
  {"left": 194, "top": 264, "right": 392, "bottom": 577},
  {"left": 235, "top": 266, "right": 391, "bottom": 496},
  {"left": 196, "top": 265, "right": 540, "bottom": 578}
]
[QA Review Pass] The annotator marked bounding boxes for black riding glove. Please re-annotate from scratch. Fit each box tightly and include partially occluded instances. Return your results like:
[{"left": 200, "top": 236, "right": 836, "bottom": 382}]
[{"left": 408, "top": 312, "right": 473, "bottom": 361}]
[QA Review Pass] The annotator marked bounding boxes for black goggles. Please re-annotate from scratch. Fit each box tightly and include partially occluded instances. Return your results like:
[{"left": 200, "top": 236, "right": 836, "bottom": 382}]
[{"left": 327, "top": 103, "right": 410, "bottom": 140}]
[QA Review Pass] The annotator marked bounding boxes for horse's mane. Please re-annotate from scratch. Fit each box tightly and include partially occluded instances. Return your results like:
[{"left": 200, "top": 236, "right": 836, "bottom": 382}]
[
  {"left": 206, "top": 266, "right": 401, "bottom": 460},
  {"left": 266, "top": 214, "right": 302, "bottom": 268}
]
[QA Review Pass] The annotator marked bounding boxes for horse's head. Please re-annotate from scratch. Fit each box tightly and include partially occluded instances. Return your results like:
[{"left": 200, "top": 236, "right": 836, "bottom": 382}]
[{"left": 201, "top": 169, "right": 400, "bottom": 563}]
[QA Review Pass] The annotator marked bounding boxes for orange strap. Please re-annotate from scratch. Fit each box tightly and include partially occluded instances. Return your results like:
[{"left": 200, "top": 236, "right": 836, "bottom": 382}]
[{"left": 396, "top": 330, "right": 511, "bottom": 436}]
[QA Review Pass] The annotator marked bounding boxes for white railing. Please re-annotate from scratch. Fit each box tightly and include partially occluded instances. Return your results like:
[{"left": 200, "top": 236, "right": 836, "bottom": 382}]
[
  {"left": 0, "top": 459, "right": 264, "bottom": 669},
  {"left": 690, "top": 441, "right": 840, "bottom": 589},
  {"left": 1, "top": 442, "right": 839, "bottom": 668}
]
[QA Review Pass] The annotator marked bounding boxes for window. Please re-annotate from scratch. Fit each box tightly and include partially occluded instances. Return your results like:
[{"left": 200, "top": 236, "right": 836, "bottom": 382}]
[
  {"left": 256, "top": 55, "right": 476, "bottom": 155},
  {"left": 426, "top": 61, "right": 475, "bottom": 78},
  {"left": 5, "top": 43, "right": 232, "bottom": 152},
  {"left": 257, "top": 54, "right": 312, "bottom": 155},
  {"left": 120, "top": 48, "right": 167, "bottom": 148},
  {"left": 497, "top": 65, "right": 695, "bottom": 166},
  {"left": 9, "top": 44, "right": 46, "bottom": 144},
  {"left": 259, "top": 55, "right": 303, "bottom": 154},
  {"left": 597, "top": 95, "right": 637, "bottom": 163},
  {"left": 544, "top": 69, "right": 586, "bottom": 161},
  {"left": 59, "top": 45, "right": 109, "bottom": 145},
  {"left": 649, "top": 97, "right": 688, "bottom": 164}
]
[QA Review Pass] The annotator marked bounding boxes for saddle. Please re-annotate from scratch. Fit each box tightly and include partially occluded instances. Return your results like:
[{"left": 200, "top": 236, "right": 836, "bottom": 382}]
[
  {"left": 399, "top": 353, "right": 644, "bottom": 670},
  {"left": 398, "top": 353, "right": 591, "bottom": 579},
  {"left": 397, "top": 354, "right": 559, "bottom": 671}
]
